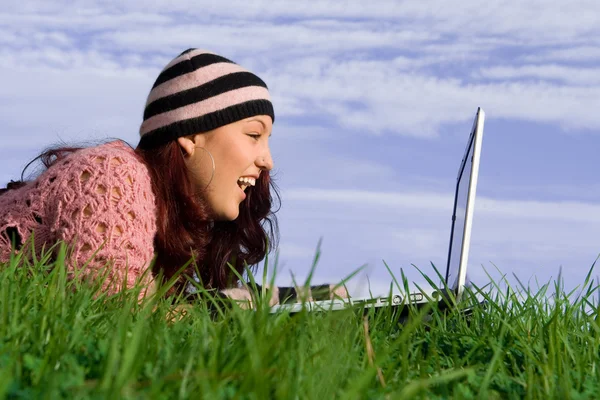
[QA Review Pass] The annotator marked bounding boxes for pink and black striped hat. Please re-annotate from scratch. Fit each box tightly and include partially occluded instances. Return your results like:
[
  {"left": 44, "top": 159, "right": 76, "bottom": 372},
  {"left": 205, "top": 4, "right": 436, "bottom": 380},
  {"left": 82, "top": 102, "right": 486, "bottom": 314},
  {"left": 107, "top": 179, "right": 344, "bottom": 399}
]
[{"left": 138, "top": 48, "right": 274, "bottom": 149}]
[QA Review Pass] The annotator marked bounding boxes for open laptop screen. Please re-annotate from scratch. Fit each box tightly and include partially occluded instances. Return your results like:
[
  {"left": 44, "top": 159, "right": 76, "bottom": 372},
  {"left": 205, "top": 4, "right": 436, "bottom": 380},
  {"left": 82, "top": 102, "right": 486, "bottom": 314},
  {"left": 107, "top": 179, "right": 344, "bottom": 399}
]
[
  {"left": 445, "top": 140, "right": 472, "bottom": 289},
  {"left": 445, "top": 109, "right": 484, "bottom": 291}
]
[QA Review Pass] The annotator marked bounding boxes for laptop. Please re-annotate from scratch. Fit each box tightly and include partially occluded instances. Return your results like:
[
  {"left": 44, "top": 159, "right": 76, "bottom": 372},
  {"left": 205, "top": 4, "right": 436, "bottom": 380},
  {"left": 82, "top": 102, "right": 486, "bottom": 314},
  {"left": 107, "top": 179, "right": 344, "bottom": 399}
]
[{"left": 269, "top": 107, "right": 486, "bottom": 314}]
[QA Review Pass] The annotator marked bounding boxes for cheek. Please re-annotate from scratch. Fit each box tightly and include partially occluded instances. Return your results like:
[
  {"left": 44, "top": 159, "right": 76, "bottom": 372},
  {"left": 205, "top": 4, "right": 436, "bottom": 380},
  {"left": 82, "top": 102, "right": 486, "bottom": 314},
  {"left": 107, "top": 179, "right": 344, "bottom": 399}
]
[
  {"left": 187, "top": 153, "right": 217, "bottom": 189},
  {"left": 208, "top": 140, "right": 254, "bottom": 195},
  {"left": 219, "top": 145, "right": 254, "bottom": 180},
  {"left": 209, "top": 170, "right": 242, "bottom": 206}
]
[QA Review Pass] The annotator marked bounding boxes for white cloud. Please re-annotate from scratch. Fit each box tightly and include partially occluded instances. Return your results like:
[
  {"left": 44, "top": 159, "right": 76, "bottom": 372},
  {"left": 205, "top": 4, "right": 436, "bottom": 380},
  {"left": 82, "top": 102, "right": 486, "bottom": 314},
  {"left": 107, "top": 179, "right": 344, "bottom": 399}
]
[
  {"left": 274, "top": 65, "right": 600, "bottom": 134},
  {"left": 3, "top": 56, "right": 599, "bottom": 145},
  {"left": 5, "top": 1, "right": 600, "bottom": 40},
  {"left": 285, "top": 187, "right": 600, "bottom": 224},
  {"left": 285, "top": 188, "right": 451, "bottom": 212},
  {"left": 1, "top": 1, "right": 599, "bottom": 142},
  {"left": 476, "top": 64, "right": 600, "bottom": 86},
  {"left": 477, "top": 197, "right": 600, "bottom": 223},
  {"left": 523, "top": 46, "right": 600, "bottom": 63},
  {"left": 0, "top": 58, "right": 151, "bottom": 151}
]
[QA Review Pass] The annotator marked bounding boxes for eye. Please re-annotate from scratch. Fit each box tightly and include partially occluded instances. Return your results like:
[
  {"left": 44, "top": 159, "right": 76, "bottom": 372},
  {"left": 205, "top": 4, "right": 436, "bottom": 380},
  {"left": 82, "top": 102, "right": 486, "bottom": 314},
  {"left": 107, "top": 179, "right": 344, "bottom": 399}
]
[{"left": 247, "top": 132, "right": 261, "bottom": 141}]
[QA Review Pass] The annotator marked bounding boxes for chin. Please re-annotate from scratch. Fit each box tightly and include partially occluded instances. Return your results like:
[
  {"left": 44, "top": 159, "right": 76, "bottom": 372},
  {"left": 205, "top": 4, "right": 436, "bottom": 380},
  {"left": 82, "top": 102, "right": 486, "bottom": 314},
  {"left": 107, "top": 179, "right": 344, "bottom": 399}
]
[
  {"left": 220, "top": 207, "right": 240, "bottom": 221},
  {"left": 212, "top": 197, "right": 242, "bottom": 221}
]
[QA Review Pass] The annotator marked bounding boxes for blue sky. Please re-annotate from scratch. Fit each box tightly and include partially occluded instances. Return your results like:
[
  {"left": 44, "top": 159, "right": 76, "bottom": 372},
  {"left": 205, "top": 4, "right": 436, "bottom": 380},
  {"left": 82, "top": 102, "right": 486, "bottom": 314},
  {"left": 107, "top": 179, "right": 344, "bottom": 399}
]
[{"left": 2, "top": 1, "right": 600, "bottom": 297}]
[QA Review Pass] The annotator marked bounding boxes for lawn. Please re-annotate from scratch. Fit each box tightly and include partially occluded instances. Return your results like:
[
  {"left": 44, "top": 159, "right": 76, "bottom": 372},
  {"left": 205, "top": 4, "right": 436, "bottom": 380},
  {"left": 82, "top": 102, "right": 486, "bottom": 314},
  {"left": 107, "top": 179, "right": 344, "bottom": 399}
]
[{"left": 2, "top": 245, "right": 600, "bottom": 399}]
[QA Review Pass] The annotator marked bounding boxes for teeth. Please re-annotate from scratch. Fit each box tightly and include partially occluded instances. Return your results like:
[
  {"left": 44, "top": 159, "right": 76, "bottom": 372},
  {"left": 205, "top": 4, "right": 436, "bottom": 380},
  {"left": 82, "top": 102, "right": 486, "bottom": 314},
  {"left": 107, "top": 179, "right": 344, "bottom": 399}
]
[{"left": 237, "top": 177, "right": 256, "bottom": 186}]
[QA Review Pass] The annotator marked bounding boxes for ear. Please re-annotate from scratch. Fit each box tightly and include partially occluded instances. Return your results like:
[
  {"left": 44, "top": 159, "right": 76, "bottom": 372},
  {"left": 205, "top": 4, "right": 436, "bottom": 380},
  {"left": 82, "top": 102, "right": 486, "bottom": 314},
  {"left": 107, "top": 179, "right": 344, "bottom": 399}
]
[{"left": 177, "top": 136, "right": 196, "bottom": 157}]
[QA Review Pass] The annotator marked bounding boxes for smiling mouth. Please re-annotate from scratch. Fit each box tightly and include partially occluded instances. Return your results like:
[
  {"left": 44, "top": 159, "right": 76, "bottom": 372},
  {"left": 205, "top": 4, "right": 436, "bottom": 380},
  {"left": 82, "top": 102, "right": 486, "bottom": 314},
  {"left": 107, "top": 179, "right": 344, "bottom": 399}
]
[{"left": 237, "top": 177, "right": 256, "bottom": 192}]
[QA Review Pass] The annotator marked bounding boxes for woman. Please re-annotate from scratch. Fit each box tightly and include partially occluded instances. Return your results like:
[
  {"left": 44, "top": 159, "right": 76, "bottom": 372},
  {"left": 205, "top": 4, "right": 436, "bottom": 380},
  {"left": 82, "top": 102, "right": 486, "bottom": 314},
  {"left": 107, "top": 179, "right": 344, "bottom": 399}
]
[{"left": 0, "top": 48, "right": 347, "bottom": 306}]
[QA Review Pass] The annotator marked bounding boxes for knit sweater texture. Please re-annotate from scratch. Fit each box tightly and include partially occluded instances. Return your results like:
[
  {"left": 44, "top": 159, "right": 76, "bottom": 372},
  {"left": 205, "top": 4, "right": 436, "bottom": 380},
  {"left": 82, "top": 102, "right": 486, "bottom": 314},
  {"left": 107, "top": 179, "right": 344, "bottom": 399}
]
[{"left": 0, "top": 140, "right": 157, "bottom": 295}]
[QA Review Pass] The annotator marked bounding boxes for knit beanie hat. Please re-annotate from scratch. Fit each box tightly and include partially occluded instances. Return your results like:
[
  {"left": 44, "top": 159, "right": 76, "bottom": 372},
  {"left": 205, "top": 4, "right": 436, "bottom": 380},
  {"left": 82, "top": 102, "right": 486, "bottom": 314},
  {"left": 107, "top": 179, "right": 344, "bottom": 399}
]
[{"left": 138, "top": 48, "right": 274, "bottom": 149}]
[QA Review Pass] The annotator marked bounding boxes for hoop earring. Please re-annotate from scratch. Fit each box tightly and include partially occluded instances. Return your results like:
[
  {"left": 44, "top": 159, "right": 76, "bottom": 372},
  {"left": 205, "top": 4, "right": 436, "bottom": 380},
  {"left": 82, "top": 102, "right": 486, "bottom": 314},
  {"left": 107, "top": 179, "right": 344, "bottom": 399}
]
[{"left": 194, "top": 146, "right": 216, "bottom": 189}]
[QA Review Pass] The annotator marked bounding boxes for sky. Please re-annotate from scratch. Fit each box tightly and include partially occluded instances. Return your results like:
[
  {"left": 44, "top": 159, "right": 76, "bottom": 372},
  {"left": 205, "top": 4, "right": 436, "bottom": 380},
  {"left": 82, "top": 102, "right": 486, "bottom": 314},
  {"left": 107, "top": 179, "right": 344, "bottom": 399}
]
[{"left": 1, "top": 1, "right": 600, "bottom": 297}]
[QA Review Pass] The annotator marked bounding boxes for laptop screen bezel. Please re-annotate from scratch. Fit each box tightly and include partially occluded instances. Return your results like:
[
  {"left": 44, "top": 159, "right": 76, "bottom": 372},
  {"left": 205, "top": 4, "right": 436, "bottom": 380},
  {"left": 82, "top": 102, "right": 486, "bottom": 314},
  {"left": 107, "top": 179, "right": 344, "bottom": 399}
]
[{"left": 444, "top": 107, "right": 485, "bottom": 300}]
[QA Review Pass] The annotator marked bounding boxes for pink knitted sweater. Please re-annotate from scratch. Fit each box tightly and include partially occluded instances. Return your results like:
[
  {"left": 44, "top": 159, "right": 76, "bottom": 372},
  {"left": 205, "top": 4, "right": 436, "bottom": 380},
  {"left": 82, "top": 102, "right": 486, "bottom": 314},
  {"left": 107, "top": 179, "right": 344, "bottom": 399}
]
[{"left": 0, "top": 141, "right": 157, "bottom": 296}]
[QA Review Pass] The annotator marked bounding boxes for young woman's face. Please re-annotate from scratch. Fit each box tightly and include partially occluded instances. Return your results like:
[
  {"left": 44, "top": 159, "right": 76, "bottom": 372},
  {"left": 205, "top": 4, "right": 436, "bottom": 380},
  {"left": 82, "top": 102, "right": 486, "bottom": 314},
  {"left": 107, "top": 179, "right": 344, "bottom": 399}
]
[{"left": 178, "top": 115, "right": 274, "bottom": 221}]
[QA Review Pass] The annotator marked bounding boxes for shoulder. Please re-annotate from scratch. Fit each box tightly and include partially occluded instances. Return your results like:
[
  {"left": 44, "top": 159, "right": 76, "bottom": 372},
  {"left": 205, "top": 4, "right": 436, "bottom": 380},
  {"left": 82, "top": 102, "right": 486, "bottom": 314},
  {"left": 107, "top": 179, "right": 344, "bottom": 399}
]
[
  {"left": 52, "top": 140, "right": 154, "bottom": 197},
  {"left": 60, "top": 140, "right": 148, "bottom": 175},
  {"left": 47, "top": 140, "right": 157, "bottom": 230}
]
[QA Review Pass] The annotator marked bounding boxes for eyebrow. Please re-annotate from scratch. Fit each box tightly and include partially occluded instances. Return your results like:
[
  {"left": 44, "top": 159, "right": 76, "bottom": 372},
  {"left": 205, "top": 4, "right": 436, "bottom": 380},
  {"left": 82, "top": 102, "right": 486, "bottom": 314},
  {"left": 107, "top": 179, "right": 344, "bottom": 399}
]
[{"left": 247, "top": 118, "right": 272, "bottom": 137}]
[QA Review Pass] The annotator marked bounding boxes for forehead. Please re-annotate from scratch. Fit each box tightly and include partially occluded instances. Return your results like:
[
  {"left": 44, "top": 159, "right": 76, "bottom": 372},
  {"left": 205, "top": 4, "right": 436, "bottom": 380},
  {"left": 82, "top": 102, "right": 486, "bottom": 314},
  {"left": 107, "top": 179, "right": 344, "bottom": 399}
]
[{"left": 244, "top": 115, "right": 273, "bottom": 131}]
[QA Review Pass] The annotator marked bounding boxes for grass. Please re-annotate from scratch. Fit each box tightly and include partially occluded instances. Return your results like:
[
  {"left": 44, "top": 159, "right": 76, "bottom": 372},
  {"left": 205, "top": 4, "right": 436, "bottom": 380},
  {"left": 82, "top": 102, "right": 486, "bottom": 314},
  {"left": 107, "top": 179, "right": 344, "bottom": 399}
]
[{"left": 2, "top": 245, "right": 600, "bottom": 399}]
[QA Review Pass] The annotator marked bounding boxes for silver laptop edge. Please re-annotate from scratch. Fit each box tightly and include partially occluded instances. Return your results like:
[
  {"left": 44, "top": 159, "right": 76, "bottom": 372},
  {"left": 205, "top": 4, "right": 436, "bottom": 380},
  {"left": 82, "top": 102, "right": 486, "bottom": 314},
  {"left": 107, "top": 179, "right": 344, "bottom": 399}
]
[
  {"left": 269, "top": 108, "right": 485, "bottom": 313},
  {"left": 454, "top": 108, "right": 485, "bottom": 301}
]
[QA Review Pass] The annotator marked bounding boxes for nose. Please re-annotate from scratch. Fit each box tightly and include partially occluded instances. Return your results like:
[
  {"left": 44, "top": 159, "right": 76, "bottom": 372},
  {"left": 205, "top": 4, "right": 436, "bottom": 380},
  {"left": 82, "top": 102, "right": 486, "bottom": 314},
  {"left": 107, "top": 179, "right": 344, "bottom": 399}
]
[{"left": 256, "top": 147, "right": 274, "bottom": 171}]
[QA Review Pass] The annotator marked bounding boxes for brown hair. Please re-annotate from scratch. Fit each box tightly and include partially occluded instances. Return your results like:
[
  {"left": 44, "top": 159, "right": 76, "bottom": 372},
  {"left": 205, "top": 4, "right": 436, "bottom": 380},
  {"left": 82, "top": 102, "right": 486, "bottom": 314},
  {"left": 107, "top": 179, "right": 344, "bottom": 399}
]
[{"left": 135, "top": 141, "right": 280, "bottom": 293}]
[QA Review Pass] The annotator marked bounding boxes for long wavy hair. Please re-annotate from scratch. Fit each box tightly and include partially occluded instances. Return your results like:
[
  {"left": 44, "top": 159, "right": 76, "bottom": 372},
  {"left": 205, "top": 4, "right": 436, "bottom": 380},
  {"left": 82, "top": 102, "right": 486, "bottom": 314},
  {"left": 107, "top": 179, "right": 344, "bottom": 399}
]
[{"left": 1, "top": 138, "right": 280, "bottom": 295}]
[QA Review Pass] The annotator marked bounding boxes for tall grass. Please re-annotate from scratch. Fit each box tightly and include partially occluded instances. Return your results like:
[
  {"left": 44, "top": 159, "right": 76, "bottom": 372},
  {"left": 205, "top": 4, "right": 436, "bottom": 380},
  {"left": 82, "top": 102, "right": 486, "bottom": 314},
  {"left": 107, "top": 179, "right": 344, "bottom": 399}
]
[{"left": 2, "top": 244, "right": 600, "bottom": 399}]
